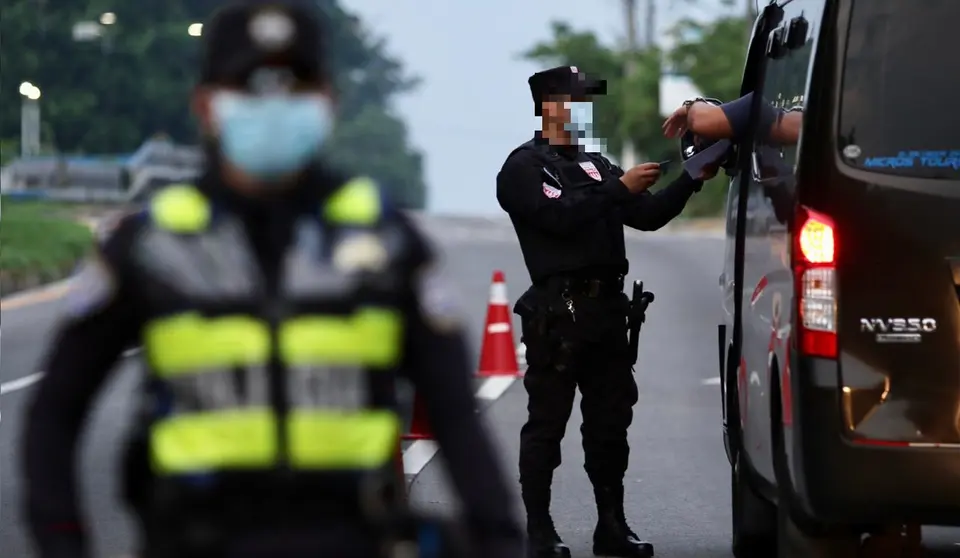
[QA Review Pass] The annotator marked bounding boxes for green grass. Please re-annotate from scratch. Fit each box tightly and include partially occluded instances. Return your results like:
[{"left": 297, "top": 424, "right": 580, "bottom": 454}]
[{"left": 1, "top": 198, "right": 93, "bottom": 275}]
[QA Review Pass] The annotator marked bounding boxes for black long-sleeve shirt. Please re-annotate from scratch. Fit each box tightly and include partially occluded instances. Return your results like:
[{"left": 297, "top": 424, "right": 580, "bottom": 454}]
[
  {"left": 22, "top": 166, "right": 522, "bottom": 557},
  {"left": 497, "top": 140, "right": 703, "bottom": 284}
]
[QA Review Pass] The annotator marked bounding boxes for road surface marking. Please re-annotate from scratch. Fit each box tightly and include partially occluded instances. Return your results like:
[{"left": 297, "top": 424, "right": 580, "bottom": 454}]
[
  {"left": 476, "top": 376, "right": 515, "bottom": 400},
  {"left": 0, "top": 372, "right": 45, "bottom": 394},
  {"left": 702, "top": 377, "right": 722, "bottom": 386},
  {"left": 402, "top": 374, "right": 520, "bottom": 476},
  {"left": 0, "top": 348, "right": 142, "bottom": 398},
  {"left": 0, "top": 281, "right": 71, "bottom": 310},
  {"left": 403, "top": 440, "right": 439, "bottom": 475}
]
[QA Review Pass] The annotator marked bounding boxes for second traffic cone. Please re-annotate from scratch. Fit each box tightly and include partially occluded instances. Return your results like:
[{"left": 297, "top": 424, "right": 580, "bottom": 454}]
[
  {"left": 401, "top": 390, "right": 432, "bottom": 440},
  {"left": 477, "top": 270, "right": 520, "bottom": 377}
]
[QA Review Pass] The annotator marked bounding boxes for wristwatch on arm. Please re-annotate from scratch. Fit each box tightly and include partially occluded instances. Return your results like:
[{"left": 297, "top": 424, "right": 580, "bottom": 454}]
[{"left": 682, "top": 97, "right": 712, "bottom": 112}]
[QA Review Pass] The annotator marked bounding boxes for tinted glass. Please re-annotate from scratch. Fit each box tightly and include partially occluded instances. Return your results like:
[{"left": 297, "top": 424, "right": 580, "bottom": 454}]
[
  {"left": 838, "top": 0, "right": 960, "bottom": 179},
  {"left": 752, "top": 1, "right": 824, "bottom": 185}
]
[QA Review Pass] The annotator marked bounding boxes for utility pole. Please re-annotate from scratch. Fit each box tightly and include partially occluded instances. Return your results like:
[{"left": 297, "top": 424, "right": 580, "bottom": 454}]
[
  {"left": 620, "top": 0, "right": 657, "bottom": 167},
  {"left": 620, "top": 0, "right": 638, "bottom": 169},
  {"left": 644, "top": 0, "right": 655, "bottom": 48}
]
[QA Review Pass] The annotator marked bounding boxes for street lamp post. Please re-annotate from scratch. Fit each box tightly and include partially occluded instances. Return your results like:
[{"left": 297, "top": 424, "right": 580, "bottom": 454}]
[{"left": 19, "top": 82, "right": 42, "bottom": 158}]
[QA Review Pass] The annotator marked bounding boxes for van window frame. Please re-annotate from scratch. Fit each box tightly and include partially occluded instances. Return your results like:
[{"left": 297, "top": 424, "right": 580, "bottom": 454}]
[{"left": 724, "top": 2, "right": 784, "bottom": 427}]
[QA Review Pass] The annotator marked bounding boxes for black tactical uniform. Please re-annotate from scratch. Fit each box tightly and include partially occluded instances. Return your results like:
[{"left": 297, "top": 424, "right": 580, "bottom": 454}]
[
  {"left": 21, "top": 2, "right": 522, "bottom": 558},
  {"left": 497, "top": 66, "right": 704, "bottom": 558}
]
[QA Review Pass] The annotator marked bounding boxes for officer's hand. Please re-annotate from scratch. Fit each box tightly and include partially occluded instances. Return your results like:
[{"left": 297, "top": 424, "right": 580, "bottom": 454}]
[
  {"left": 662, "top": 105, "right": 689, "bottom": 138},
  {"left": 620, "top": 162, "right": 661, "bottom": 193},
  {"left": 698, "top": 162, "right": 720, "bottom": 181}
]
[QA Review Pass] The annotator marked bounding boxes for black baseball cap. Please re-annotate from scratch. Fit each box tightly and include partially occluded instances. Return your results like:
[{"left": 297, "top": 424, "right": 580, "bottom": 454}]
[
  {"left": 528, "top": 65, "right": 607, "bottom": 105},
  {"left": 199, "top": 0, "right": 330, "bottom": 88}
]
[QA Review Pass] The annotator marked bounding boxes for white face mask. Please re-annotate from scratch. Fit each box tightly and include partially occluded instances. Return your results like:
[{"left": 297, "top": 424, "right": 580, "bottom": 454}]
[
  {"left": 563, "top": 101, "right": 594, "bottom": 135},
  {"left": 211, "top": 91, "right": 333, "bottom": 180}
]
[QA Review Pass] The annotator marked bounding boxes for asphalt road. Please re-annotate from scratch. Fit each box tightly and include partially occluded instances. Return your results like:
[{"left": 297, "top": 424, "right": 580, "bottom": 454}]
[{"left": 2, "top": 215, "right": 957, "bottom": 557}]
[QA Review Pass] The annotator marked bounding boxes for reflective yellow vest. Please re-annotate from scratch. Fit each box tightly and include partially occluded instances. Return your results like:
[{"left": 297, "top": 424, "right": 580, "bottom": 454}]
[{"left": 140, "top": 178, "right": 404, "bottom": 475}]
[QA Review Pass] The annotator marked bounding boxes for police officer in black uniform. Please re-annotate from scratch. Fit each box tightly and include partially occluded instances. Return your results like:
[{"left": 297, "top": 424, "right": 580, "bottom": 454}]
[
  {"left": 497, "top": 66, "right": 717, "bottom": 558},
  {"left": 21, "top": 2, "right": 523, "bottom": 557}
]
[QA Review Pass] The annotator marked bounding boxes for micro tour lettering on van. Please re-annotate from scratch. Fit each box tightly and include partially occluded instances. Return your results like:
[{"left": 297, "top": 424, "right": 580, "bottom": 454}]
[
  {"left": 859, "top": 317, "right": 937, "bottom": 344},
  {"left": 862, "top": 151, "right": 960, "bottom": 171}
]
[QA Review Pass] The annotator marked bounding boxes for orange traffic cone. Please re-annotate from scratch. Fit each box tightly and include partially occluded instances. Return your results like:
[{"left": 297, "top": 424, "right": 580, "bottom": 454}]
[
  {"left": 477, "top": 270, "right": 520, "bottom": 377},
  {"left": 401, "top": 390, "right": 432, "bottom": 440}
]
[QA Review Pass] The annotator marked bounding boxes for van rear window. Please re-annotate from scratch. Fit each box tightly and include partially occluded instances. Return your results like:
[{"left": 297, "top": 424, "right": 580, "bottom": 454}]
[{"left": 838, "top": 0, "right": 960, "bottom": 179}]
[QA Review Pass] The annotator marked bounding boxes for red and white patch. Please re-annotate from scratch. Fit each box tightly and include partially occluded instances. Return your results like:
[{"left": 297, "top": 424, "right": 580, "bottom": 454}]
[
  {"left": 579, "top": 161, "right": 602, "bottom": 180},
  {"left": 542, "top": 183, "right": 561, "bottom": 198}
]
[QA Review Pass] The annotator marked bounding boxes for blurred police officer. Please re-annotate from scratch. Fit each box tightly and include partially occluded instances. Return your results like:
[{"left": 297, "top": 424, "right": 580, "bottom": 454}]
[
  {"left": 21, "top": 1, "right": 523, "bottom": 557},
  {"left": 497, "top": 66, "right": 716, "bottom": 558}
]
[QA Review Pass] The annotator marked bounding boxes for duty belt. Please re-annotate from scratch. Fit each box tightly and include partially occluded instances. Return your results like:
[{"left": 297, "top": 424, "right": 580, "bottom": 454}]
[{"left": 546, "top": 276, "right": 624, "bottom": 298}]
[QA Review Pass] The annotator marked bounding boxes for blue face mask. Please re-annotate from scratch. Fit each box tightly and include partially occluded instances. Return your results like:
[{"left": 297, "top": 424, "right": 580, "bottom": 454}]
[
  {"left": 211, "top": 92, "right": 332, "bottom": 180},
  {"left": 563, "top": 101, "right": 594, "bottom": 139}
]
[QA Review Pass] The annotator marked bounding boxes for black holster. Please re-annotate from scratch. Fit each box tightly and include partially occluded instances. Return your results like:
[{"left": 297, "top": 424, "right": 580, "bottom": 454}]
[{"left": 514, "top": 286, "right": 577, "bottom": 372}]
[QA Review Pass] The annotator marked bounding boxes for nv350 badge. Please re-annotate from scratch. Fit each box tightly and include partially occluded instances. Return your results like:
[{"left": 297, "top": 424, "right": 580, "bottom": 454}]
[{"left": 859, "top": 317, "right": 937, "bottom": 343}]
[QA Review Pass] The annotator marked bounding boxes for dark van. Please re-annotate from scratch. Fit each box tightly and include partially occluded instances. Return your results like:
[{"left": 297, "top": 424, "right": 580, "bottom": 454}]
[{"left": 718, "top": 1, "right": 960, "bottom": 556}]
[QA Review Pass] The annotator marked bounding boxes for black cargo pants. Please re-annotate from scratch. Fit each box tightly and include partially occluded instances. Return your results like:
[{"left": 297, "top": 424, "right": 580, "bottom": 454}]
[{"left": 517, "top": 286, "right": 640, "bottom": 502}]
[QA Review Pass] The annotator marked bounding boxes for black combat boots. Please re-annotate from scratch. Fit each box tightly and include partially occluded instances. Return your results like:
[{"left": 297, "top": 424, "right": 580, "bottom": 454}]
[
  {"left": 592, "top": 485, "right": 655, "bottom": 557},
  {"left": 526, "top": 514, "right": 571, "bottom": 558},
  {"left": 522, "top": 484, "right": 571, "bottom": 558}
]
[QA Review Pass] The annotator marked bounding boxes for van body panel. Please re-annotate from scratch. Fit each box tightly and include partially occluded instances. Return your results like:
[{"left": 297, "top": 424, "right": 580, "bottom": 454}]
[
  {"left": 727, "top": 0, "right": 960, "bottom": 525},
  {"left": 834, "top": 181, "right": 960, "bottom": 446},
  {"left": 794, "top": 358, "right": 960, "bottom": 526},
  {"left": 828, "top": 0, "right": 960, "bottom": 446}
]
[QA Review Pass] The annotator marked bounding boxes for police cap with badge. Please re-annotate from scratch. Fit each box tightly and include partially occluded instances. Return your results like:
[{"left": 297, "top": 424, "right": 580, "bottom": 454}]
[
  {"left": 200, "top": 0, "right": 330, "bottom": 89},
  {"left": 528, "top": 65, "right": 607, "bottom": 114}
]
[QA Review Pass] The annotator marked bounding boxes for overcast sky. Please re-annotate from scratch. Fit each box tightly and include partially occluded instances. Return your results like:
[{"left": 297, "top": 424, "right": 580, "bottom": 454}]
[{"left": 339, "top": 0, "right": 725, "bottom": 215}]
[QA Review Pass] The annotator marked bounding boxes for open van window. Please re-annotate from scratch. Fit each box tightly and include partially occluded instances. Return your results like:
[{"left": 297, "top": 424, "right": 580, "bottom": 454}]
[{"left": 838, "top": 0, "right": 960, "bottom": 179}]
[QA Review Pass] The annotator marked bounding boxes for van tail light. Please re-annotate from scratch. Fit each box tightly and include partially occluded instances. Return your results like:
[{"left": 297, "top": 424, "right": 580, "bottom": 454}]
[{"left": 793, "top": 206, "right": 837, "bottom": 359}]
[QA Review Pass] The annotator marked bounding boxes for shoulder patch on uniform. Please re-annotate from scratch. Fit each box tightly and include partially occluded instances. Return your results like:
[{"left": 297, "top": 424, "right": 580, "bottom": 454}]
[
  {"left": 416, "top": 264, "right": 462, "bottom": 333},
  {"left": 62, "top": 254, "right": 117, "bottom": 319},
  {"left": 542, "top": 183, "right": 561, "bottom": 198},
  {"left": 578, "top": 161, "right": 602, "bottom": 181}
]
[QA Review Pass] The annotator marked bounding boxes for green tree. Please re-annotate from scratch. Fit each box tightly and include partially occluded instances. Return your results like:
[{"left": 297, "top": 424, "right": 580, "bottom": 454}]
[
  {"left": 1, "top": 139, "right": 20, "bottom": 166},
  {"left": 668, "top": 9, "right": 752, "bottom": 103},
  {"left": 0, "top": 0, "right": 427, "bottom": 207},
  {"left": 666, "top": 4, "right": 754, "bottom": 215}
]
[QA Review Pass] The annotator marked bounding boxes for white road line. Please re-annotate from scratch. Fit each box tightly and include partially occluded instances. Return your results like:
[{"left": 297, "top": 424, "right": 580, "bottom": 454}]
[
  {"left": 476, "top": 376, "right": 516, "bottom": 400},
  {"left": 403, "top": 374, "right": 520, "bottom": 476},
  {"left": 403, "top": 440, "right": 439, "bottom": 475},
  {"left": 701, "top": 377, "right": 722, "bottom": 386},
  {"left": 0, "top": 372, "right": 45, "bottom": 394},
  {"left": 0, "top": 348, "right": 142, "bottom": 397}
]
